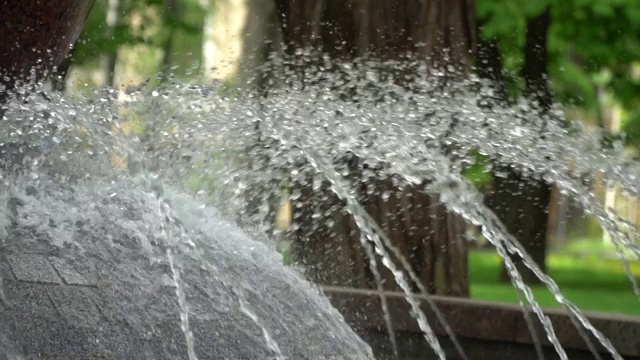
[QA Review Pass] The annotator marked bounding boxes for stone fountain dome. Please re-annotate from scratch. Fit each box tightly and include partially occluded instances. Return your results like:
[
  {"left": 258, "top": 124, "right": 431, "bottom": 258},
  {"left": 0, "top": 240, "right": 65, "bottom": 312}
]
[{"left": 0, "top": 174, "right": 374, "bottom": 359}]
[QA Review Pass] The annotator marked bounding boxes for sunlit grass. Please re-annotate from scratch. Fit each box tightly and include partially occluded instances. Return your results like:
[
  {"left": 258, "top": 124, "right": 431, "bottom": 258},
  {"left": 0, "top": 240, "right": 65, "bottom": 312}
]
[{"left": 469, "top": 249, "right": 640, "bottom": 315}]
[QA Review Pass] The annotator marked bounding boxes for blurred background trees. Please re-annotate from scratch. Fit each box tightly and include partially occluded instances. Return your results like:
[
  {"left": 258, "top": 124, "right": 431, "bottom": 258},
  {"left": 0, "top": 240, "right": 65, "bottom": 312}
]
[{"left": 64, "top": 0, "right": 640, "bottom": 154}]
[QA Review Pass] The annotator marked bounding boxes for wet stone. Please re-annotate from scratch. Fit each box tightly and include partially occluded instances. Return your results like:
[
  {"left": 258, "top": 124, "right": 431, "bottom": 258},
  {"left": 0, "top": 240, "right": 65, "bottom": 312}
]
[
  {"left": 159, "top": 273, "right": 175, "bottom": 287},
  {"left": 193, "top": 317, "right": 274, "bottom": 359},
  {"left": 3, "top": 227, "right": 60, "bottom": 256},
  {"left": 7, "top": 254, "right": 60, "bottom": 284},
  {"left": 0, "top": 259, "right": 14, "bottom": 280},
  {"left": 50, "top": 257, "right": 96, "bottom": 286},
  {"left": 46, "top": 286, "right": 102, "bottom": 328},
  {"left": 1, "top": 282, "right": 57, "bottom": 318}
]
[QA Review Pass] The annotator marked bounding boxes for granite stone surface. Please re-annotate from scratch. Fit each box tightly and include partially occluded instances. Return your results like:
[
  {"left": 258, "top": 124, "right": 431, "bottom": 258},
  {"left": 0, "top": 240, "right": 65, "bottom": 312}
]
[{"left": 0, "top": 180, "right": 374, "bottom": 360}]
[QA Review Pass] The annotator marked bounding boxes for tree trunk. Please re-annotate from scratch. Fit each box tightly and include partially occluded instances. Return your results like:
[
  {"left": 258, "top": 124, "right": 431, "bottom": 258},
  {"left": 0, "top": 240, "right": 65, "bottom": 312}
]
[
  {"left": 494, "top": 7, "right": 553, "bottom": 284},
  {"left": 202, "top": 0, "right": 280, "bottom": 88},
  {"left": 493, "top": 168, "right": 551, "bottom": 284},
  {"left": 274, "top": 0, "right": 475, "bottom": 70},
  {"left": 160, "top": 0, "right": 179, "bottom": 75},
  {"left": 102, "top": 0, "right": 122, "bottom": 88},
  {"left": 0, "top": 0, "right": 94, "bottom": 105},
  {"left": 476, "top": 19, "right": 507, "bottom": 107},
  {"left": 275, "top": 0, "right": 475, "bottom": 297},
  {"left": 522, "top": 7, "right": 552, "bottom": 112},
  {"left": 290, "top": 158, "right": 469, "bottom": 296}
]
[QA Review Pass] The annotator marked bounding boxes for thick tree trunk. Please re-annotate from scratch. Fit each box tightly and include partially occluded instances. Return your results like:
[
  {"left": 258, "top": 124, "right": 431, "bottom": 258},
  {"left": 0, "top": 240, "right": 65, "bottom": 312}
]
[
  {"left": 274, "top": 0, "right": 475, "bottom": 70},
  {"left": 476, "top": 19, "right": 507, "bottom": 107},
  {"left": 522, "top": 7, "right": 552, "bottom": 112},
  {"left": 476, "top": 9, "right": 554, "bottom": 284},
  {"left": 274, "top": 0, "right": 475, "bottom": 297},
  {"left": 202, "top": 0, "right": 280, "bottom": 88},
  {"left": 0, "top": 0, "right": 93, "bottom": 105}
]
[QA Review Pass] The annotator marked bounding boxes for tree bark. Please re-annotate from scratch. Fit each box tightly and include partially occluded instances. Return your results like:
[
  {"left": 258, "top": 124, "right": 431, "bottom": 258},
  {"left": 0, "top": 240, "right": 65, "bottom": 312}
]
[
  {"left": 493, "top": 168, "right": 551, "bottom": 284},
  {"left": 290, "top": 157, "right": 469, "bottom": 296},
  {"left": 274, "top": 0, "right": 475, "bottom": 71},
  {"left": 272, "top": 1, "right": 475, "bottom": 297},
  {"left": 202, "top": 0, "right": 280, "bottom": 88},
  {"left": 476, "top": 19, "right": 507, "bottom": 107}
]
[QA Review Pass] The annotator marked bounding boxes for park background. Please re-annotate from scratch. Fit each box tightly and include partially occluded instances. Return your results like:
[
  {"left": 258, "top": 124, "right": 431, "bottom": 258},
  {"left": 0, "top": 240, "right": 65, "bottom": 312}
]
[{"left": 52, "top": 0, "right": 640, "bottom": 316}]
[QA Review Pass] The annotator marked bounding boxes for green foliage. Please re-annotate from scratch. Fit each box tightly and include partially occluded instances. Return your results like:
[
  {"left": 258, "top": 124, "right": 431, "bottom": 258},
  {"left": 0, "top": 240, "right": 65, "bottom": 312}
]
[
  {"left": 478, "top": 0, "right": 640, "bottom": 148},
  {"left": 470, "top": 249, "right": 640, "bottom": 315},
  {"left": 462, "top": 149, "right": 493, "bottom": 188},
  {"left": 71, "top": 0, "right": 206, "bottom": 79}
]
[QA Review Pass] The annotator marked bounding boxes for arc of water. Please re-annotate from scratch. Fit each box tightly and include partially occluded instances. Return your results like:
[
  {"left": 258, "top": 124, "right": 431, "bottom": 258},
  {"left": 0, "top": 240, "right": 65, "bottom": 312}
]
[
  {"left": 355, "top": 101, "right": 640, "bottom": 299},
  {"left": 155, "top": 192, "right": 198, "bottom": 360},
  {"left": 288, "top": 102, "right": 603, "bottom": 359},
  {"left": 257, "top": 119, "right": 468, "bottom": 360},
  {"left": 94, "top": 93, "right": 297, "bottom": 360},
  {"left": 61, "top": 77, "right": 634, "bottom": 360},
  {"left": 448, "top": 111, "right": 640, "bottom": 261},
  {"left": 350, "top": 145, "right": 571, "bottom": 359},
  {"left": 239, "top": 298, "right": 285, "bottom": 359},
  {"left": 494, "top": 236, "right": 568, "bottom": 359},
  {"left": 306, "top": 154, "right": 449, "bottom": 360},
  {"left": 266, "top": 105, "right": 622, "bottom": 359},
  {"left": 410, "top": 87, "right": 640, "bottom": 205},
  {"left": 371, "top": 87, "right": 640, "bottom": 267},
  {"left": 361, "top": 237, "right": 399, "bottom": 358},
  {"left": 29, "top": 96, "right": 197, "bottom": 352},
  {"left": 436, "top": 183, "right": 624, "bottom": 360},
  {"left": 455, "top": 131, "right": 640, "bottom": 297},
  {"left": 368, "top": 144, "right": 624, "bottom": 360},
  {"left": 350, "top": 120, "right": 622, "bottom": 359},
  {"left": 318, "top": 109, "right": 610, "bottom": 360},
  {"left": 513, "top": 290, "right": 546, "bottom": 360},
  {"left": 166, "top": 248, "right": 199, "bottom": 360},
  {"left": 136, "top": 154, "right": 289, "bottom": 360},
  {"left": 256, "top": 86, "right": 631, "bottom": 359}
]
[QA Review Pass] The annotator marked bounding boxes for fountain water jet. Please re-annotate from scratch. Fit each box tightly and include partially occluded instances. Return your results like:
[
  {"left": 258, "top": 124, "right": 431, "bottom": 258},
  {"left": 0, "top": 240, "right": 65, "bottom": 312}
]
[
  {"left": 0, "top": 146, "right": 376, "bottom": 358},
  {"left": 122, "top": 66, "right": 638, "bottom": 358},
  {"left": 1, "top": 3, "right": 639, "bottom": 357},
  {"left": 1, "top": 59, "right": 639, "bottom": 359}
]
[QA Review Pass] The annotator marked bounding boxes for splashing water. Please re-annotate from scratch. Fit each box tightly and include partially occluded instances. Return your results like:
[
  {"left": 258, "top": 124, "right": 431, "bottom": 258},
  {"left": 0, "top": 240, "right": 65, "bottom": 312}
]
[
  {"left": 239, "top": 297, "right": 285, "bottom": 359},
  {"left": 0, "top": 86, "right": 375, "bottom": 358},
  {"left": 0, "top": 56, "right": 638, "bottom": 359}
]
